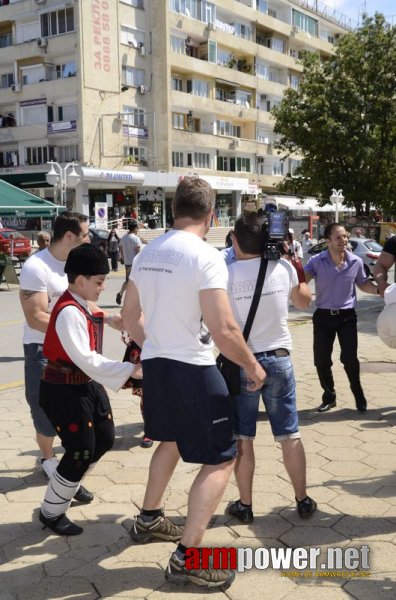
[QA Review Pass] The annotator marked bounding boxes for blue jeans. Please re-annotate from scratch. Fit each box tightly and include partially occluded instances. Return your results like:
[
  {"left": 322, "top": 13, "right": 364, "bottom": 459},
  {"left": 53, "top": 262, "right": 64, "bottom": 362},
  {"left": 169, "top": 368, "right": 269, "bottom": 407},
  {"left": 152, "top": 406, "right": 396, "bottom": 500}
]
[{"left": 233, "top": 352, "right": 300, "bottom": 441}]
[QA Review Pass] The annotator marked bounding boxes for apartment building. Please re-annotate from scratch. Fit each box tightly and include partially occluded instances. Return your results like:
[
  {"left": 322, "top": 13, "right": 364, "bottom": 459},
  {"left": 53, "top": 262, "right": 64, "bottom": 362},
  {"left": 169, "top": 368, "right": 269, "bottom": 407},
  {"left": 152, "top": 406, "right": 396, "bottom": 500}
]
[{"left": 0, "top": 0, "right": 354, "bottom": 227}]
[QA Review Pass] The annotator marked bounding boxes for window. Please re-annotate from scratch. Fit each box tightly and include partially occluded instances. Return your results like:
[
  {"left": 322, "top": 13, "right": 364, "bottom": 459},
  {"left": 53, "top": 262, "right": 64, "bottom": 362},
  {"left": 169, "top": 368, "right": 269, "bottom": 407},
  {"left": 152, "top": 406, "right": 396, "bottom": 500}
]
[
  {"left": 0, "top": 73, "right": 14, "bottom": 88},
  {"left": 170, "top": 0, "right": 215, "bottom": 24},
  {"left": 55, "top": 62, "right": 77, "bottom": 79},
  {"left": 216, "top": 120, "right": 240, "bottom": 137},
  {"left": 208, "top": 40, "right": 217, "bottom": 63},
  {"left": 186, "top": 79, "right": 208, "bottom": 97},
  {"left": 121, "top": 25, "right": 145, "bottom": 47},
  {"left": 25, "top": 145, "right": 55, "bottom": 165},
  {"left": 257, "top": 129, "right": 270, "bottom": 144},
  {"left": 172, "top": 77, "right": 183, "bottom": 91},
  {"left": 125, "top": 146, "right": 147, "bottom": 164},
  {"left": 256, "top": 60, "right": 269, "bottom": 80},
  {"left": 292, "top": 9, "right": 318, "bottom": 37},
  {"left": 58, "top": 104, "right": 77, "bottom": 121},
  {"left": 0, "top": 33, "right": 12, "bottom": 49},
  {"left": 192, "top": 152, "right": 210, "bottom": 168},
  {"left": 172, "top": 112, "right": 186, "bottom": 129},
  {"left": 21, "top": 105, "right": 47, "bottom": 126},
  {"left": 0, "top": 150, "right": 19, "bottom": 168},
  {"left": 216, "top": 156, "right": 250, "bottom": 172},
  {"left": 41, "top": 8, "right": 75, "bottom": 37},
  {"left": 272, "top": 161, "right": 284, "bottom": 176},
  {"left": 236, "top": 157, "right": 250, "bottom": 172},
  {"left": 122, "top": 66, "right": 145, "bottom": 87},
  {"left": 123, "top": 106, "right": 147, "bottom": 127},
  {"left": 172, "top": 151, "right": 184, "bottom": 167},
  {"left": 170, "top": 35, "right": 185, "bottom": 54},
  {"left": 217, "top": 48, "right": 232, "bottom": 67},
  {"left": 290, "top": 74, "right": 300, "bottom": 90},
  {"left": 57, "top": 145, "right": 78, "bottom": 162}
]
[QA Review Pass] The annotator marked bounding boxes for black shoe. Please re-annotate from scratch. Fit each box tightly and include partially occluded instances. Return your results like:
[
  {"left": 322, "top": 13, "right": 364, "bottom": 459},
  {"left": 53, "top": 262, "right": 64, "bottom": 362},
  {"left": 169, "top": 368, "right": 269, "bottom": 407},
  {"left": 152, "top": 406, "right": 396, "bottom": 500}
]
[
  {"left": 116, "top": 292, "right": 122, "bottom": 305},
  {"left": 225, "top": 500, "right": 253, "bottom": 523},
  {"left": 356, "top": 397, "right": 367, "bottom": 412},
  {"left": 74, "top": 485, "right": 94, "bottom": 503},
  {"left": 140, "top": 436, "right": 154, "bottom": 448},
  {"left": 296, "top": 496, "right": 317, "bottom": 519},
  {"left": 317, "top": 401, "right": 336, "bottom": 412},
  {"left": 39, "top": 511, "right": 83, "bottom": 536}
]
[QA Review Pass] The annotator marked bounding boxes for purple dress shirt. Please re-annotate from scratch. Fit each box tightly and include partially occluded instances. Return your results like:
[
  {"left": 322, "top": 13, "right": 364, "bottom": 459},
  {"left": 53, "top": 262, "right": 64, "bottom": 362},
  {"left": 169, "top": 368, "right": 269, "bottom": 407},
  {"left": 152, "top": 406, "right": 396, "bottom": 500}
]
[{"left": 304, "top": 250, "right": 367, "bottom": 309}]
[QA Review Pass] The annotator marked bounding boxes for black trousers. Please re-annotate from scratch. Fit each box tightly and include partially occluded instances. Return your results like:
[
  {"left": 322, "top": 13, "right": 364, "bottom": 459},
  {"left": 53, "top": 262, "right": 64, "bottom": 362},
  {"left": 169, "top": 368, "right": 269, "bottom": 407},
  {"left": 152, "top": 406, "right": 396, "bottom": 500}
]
[
  {"left": 313, "top": 308, "right": 365, "bottom": 405},
  {"left": 40, "top": 380, "right": 115, "bottom": 482}
]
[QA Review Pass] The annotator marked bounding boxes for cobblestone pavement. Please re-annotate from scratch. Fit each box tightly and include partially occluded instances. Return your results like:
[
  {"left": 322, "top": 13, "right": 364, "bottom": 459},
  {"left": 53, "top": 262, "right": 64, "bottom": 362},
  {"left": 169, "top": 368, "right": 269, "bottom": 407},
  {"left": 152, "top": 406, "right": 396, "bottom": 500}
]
[{"left": 1, "top": 293, "right": 396, "bottom": 599}]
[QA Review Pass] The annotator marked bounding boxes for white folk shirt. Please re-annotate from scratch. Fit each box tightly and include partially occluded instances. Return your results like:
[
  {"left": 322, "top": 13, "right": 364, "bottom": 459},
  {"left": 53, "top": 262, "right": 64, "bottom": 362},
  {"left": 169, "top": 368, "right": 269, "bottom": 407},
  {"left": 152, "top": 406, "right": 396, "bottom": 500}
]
[
  {"left": 131, "top": 229, "right": 228, "bottom": 365},
  {"left": 19, "top": 248, "right": 68, "bottom": 345},
  {"left": 55, "top": 292, "right": 133, "bottom": 391},
  {"left": 227, "top": 257, "right": 298, "bottom": 353}
]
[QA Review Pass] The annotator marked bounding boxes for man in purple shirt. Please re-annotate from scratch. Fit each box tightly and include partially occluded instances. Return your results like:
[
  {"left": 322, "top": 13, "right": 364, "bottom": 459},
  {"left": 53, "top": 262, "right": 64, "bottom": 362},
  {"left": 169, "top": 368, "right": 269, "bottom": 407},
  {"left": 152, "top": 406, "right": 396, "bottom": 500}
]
[{"left": 304, "top": 223, "right": 378, "bottom": 413}]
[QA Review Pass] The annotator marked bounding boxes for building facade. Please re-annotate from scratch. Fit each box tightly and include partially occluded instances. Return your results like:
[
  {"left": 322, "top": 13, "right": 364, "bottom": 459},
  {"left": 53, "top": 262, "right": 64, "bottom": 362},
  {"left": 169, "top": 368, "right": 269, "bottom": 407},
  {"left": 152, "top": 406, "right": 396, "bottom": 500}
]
[{"left": 0, "top": 0, "right": 355, "bottom": 227}]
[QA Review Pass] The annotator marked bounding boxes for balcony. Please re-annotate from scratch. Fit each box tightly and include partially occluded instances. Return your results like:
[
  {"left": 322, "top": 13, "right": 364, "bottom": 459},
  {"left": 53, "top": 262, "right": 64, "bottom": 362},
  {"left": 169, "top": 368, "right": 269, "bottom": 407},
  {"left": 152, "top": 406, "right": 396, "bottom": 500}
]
[{"left": 171, "top": 128, "right": 269, "bottom": 156}]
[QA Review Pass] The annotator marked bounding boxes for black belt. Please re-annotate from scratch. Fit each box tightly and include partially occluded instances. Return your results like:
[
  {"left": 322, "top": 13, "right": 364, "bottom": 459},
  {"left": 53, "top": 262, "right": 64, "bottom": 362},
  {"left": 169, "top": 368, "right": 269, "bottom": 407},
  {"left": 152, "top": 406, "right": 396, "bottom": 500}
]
[
  {"left": 316, "top": 308, "right": 355, "bottom": 316},
  {"left": 259, "top": 348, "right": 289, "bottom": 357}
]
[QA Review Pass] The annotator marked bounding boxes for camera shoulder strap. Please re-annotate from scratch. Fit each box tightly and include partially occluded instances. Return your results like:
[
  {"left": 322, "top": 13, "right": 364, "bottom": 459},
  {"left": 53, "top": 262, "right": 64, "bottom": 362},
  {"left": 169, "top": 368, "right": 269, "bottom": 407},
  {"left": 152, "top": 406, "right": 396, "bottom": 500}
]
[{"left": 242, "top": 257, "right": 268, "bottom": 342}]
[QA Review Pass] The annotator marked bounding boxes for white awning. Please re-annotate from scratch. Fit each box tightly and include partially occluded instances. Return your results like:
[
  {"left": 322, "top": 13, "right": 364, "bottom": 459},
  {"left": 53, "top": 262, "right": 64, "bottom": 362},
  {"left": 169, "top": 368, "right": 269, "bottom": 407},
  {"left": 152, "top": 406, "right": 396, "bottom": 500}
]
[{"left": 272, "top": 196, "right": 355, "bottom": 213}]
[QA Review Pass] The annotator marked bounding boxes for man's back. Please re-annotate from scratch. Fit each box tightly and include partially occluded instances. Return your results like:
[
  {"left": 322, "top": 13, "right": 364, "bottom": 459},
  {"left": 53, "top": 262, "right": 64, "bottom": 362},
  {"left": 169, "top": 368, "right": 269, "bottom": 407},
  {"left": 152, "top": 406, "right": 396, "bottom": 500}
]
[
  {"left": 227, "top": 258, "right": 297, "bottom": 353},
  {"left": 132, "top": 229, "right": 227, "bottom": 365},
  {"left": 121, "top": 232, "right": 141, "bottom": 265}
]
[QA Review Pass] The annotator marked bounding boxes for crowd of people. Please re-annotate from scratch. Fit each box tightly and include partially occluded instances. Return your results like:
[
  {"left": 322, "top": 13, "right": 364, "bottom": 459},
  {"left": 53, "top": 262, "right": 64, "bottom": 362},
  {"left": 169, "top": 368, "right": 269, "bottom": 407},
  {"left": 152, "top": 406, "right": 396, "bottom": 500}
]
[{"left": 18, "top": 178, "right": 388, "bottom": 591}]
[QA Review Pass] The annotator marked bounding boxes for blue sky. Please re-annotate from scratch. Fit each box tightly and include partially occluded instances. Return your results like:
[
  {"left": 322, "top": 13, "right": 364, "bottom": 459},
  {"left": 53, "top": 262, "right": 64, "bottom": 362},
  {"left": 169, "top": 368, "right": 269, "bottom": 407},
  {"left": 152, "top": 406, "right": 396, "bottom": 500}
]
[{"left": 330, "top": 1, "right": 396, "bottom": 25}]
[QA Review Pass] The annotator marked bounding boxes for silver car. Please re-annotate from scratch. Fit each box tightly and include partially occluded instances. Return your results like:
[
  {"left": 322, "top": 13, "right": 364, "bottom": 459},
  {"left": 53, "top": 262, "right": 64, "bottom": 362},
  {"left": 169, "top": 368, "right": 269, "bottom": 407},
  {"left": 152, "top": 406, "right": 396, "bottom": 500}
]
[{"left": 307, "top": 237, "right": 383, "bottom": 277}]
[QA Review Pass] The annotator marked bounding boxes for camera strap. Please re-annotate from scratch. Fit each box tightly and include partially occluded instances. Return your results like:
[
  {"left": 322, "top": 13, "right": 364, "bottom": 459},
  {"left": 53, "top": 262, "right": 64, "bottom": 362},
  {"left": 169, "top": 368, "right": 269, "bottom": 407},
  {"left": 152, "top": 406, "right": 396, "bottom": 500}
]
[{"left": 242, "top": 257, "right": 268, "bottom": 342}]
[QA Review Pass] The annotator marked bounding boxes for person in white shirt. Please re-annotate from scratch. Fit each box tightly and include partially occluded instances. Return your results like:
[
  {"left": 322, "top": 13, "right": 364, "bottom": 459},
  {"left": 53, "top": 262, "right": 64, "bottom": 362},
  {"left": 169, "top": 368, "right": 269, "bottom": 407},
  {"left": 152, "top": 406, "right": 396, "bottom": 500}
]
[
  {"left": 224, "top": 212, "right": 317, "bottom": 524},
  {"left": 116, "top": 220, "right": 142, "bottom": 305},
  {"left": 38, "top": 244, "right": 135, "bottom": 536},
  {"left": 121, "top": 177, "right": 265, "bottom": 590},
  {"left": 287, "top": 228, "right": 303, "bottom": 259},
  {"left": 301, "top": 231, "right": 314, "bottom": 263}
]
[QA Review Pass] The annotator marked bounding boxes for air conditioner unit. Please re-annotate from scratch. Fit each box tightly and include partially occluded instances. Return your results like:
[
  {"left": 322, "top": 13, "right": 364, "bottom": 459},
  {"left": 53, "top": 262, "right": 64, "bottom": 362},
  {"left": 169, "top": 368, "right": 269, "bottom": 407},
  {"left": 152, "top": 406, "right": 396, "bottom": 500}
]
[
  {"left": 139, "top": 84, "right": 147, "bottom": 94},
  {"left": 207, "top": 22, "right": 216, "bottom": 31},
  {"left": 292, "top": 26, "right": 300, "bottom": 33},
  {"left": 37, "top": 37, "right": 48, "bottom": 48},
  {"left": 232, "top": 139, "right": 240, "bottom": 148},
  {"left": 11, "top": 84, "right": 21, "bottom": 92},
  {"left": 139, "top": 43, "right": 146, "bottom": 56}
]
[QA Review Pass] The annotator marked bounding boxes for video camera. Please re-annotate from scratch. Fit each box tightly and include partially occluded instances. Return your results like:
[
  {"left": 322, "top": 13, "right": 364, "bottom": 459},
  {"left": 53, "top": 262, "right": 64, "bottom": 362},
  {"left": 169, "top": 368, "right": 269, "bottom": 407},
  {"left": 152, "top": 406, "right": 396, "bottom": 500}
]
[{"left": 262, "top": 211, "right": 289, "bottom": 261}]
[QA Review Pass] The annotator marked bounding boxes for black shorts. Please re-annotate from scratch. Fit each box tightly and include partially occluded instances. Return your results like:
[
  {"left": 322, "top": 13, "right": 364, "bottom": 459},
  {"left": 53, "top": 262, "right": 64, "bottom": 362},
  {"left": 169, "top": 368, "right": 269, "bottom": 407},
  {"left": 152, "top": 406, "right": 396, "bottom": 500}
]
[{"left": 142, "top": 358, "right": 236, "bottom": 465}]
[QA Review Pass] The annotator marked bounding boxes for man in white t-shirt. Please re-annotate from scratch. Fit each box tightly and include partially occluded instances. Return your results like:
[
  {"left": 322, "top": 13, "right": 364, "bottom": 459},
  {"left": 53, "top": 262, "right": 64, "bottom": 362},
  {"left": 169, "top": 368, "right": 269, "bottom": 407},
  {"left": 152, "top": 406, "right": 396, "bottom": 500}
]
[
  {"left": 224, "top": 212, "right": 317, "bottom": 524},
  {"left": 115, "top": 220, "right": 141, "bottom": 305},
  {"left": 121, "top": 177, "right": 265, "bottom": 591},
  {"left": 301, "top": 231, "right": 314, "bottom": 263},
  {"left": 287, "top": 228, "right": 303, "bottom": 259}
]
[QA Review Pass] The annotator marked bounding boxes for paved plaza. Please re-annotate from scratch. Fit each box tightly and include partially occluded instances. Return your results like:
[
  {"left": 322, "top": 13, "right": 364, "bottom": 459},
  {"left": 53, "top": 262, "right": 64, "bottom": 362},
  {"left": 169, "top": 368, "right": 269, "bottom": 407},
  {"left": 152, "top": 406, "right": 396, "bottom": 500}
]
[{"left": 0, "top": 272, "right": 396, "bottom": 599}]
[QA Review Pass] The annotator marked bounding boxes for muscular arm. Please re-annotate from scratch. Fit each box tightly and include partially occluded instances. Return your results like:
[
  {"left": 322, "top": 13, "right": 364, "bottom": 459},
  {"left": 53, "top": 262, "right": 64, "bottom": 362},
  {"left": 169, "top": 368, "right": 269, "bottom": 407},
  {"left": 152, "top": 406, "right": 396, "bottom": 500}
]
[
  {"left": 19, "top": 289, "right": 50, "bottom": 333},
  {"left": 373, "top": 251, "right": 394, "bottom": 297},
  {"left": 290, "top": 283, "right": 311, "bottom": 309},
  {"left": 200, "top": 288, "right": 266, "bottom": 390},
  {"left": 120, "top": 280, "right": 145, "bottom": 348}
]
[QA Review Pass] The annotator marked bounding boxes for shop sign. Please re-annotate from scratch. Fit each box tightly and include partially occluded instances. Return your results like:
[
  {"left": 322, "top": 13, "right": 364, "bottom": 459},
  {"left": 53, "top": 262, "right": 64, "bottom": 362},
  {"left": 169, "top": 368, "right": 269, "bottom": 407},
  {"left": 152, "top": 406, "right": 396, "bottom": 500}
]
[
  {"left": 82, "top": 167, "right": 144, "bottom": 184},
  {"left": 201, "top": 176, "right": 249, "bottom": 191},
  {"left": 47, "top": 120, "right": 77, "bottom": 134},
  {"left": 20, "top": 98, "right": 47, "bottom": 107},
  {"left": 122, "top": 124, "right": 148, "bottom": 138}
]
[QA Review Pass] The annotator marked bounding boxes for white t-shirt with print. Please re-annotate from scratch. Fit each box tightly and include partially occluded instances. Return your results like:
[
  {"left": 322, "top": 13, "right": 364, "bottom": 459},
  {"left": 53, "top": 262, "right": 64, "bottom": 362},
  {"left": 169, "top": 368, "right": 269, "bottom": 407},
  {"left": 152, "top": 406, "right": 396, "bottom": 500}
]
[
  {"left": 120, "top": 232, "right": 141, "bottom": 266},
  {"left": 131, "top": 229, "right": 228, "bottom": 365},
  {"left": 227, "top": 257, "right": 298, "bottom": 353},
  {"left": 19, "top": 248, "right": 68, "bottom": 345}
]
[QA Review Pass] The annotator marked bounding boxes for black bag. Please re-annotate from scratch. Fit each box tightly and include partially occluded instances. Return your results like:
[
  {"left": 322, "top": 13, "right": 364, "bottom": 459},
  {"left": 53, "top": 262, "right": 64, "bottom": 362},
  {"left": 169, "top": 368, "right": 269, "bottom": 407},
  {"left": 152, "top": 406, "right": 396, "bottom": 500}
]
[
  {"left": 216, "top": 353, "right": 241, "bottom": 396},
  {"left": 216, "top": 257, "right": 268, "bottom": 396}
]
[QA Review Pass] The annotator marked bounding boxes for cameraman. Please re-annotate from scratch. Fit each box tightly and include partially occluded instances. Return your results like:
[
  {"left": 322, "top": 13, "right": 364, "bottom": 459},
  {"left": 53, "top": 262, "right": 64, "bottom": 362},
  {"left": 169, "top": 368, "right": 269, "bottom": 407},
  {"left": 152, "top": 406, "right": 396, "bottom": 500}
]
[{"left": 224, "top": 212, "right": 317, "bottom": 523}]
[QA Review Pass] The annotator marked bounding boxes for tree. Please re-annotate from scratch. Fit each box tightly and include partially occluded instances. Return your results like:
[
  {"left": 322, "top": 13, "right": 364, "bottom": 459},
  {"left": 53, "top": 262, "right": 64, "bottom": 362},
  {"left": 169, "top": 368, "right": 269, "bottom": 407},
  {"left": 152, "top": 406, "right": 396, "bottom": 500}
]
[{"left": 272, "top": 14, "right": 396, "bottom": 216}]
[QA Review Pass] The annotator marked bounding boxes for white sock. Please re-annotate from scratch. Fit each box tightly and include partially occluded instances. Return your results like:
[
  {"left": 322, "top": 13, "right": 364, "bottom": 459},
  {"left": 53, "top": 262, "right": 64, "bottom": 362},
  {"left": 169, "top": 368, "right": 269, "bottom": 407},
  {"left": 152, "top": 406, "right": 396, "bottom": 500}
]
[{"left": 41, "top": 470, "right": 80, "bottom": 519}]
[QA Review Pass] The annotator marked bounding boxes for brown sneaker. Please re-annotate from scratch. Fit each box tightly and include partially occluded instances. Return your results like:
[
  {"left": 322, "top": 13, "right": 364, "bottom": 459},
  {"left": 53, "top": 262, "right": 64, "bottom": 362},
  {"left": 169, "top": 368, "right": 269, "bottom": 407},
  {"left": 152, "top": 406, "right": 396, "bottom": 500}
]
[
  {"left": 165, "top": 552, "right": 235, "bottom": 590},
  {"left": 130, "top": 512, "right": 183, "bottom": 543}
]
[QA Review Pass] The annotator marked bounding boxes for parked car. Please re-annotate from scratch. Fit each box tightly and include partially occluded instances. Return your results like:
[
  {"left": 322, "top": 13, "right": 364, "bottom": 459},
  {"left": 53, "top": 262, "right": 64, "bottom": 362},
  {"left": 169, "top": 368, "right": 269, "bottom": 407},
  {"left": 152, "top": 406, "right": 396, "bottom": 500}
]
[
  {"left": 0, "top": 228, "right": 31, "bottom": 259},
  {"left": 307, "top": 237, "right": 383, "bottom": 277},
  {"left": 88, "top": 227, "right": 109, "bottom": 252}
]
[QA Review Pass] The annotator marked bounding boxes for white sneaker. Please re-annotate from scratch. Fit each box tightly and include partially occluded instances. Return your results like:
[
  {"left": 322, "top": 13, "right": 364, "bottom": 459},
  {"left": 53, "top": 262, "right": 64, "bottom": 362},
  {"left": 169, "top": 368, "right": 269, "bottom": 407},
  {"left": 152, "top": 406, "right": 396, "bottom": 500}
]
[{"left": 40, "top": 456, "right": 59, "bottom": 478}]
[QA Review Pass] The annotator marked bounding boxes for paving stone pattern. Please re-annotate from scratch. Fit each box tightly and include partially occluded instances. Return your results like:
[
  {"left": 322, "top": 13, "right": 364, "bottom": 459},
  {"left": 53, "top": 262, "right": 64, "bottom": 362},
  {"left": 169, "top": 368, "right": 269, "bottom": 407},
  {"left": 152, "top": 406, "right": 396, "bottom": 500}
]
[{"left": 1, "top": 307, "right": 396, "bottom": 599}]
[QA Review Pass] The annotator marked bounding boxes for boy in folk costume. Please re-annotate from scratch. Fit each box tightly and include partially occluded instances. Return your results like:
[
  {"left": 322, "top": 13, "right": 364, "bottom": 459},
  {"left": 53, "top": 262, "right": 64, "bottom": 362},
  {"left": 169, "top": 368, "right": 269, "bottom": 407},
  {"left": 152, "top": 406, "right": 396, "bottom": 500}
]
[{"left": 38, "top": 244, "right": 136, "bottom": 536}]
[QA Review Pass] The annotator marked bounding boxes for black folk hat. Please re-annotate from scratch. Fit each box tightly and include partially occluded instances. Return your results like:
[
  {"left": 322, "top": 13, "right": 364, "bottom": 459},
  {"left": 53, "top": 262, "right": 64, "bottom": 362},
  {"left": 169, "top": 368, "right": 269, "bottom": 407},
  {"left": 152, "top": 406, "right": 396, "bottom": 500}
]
[{"left": 65, "top": 243, "right": 110, "bottom": 276}]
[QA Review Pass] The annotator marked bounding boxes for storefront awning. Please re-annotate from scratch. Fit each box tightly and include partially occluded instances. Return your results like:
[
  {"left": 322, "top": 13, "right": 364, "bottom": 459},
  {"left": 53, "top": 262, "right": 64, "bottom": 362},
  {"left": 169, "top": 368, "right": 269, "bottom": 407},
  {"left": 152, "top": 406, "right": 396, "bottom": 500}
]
[
  {"left": 272, "top": 196, "right": 355, "bottom": 213},
  {"left": 0, "top": 178, "right": 64, "bottom": 217}
]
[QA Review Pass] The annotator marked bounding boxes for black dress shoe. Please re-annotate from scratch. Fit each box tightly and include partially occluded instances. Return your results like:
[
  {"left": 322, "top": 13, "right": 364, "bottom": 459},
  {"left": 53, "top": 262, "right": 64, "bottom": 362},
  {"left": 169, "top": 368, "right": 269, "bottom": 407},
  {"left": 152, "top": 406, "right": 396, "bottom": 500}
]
[
  {"left": 356, "top": 397, "right": 367, "bottom": 412},
  {"left": 317, "top": 401, "right": 336, "bottom": 412},
  {"left": 39, "top": 511, "right": 83, "bottom": 536},
  {"left": 74, "top": 485, "right": 94, "bottom": 503}
]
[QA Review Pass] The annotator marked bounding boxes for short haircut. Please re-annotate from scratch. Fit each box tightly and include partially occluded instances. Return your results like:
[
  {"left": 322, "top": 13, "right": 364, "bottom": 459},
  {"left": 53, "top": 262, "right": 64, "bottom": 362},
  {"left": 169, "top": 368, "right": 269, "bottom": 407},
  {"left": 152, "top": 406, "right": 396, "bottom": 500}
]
[
  {"left": 173, "top": 177, "right": 215, "bottom": 221},
  {"left": 324, "top": 223, "right": 344, "bottom": 239},
  {"left": 37, "top": 231, "right": 51, "bottom": 241},
  {"left": 52, "top": 211, "right": 88, "bottom": 242},
  {"left": 233, "top": 212, "right": 265, "bottom": 255},
  {"left": 127, "top": 219, "right": 138, "bottom": 232}
]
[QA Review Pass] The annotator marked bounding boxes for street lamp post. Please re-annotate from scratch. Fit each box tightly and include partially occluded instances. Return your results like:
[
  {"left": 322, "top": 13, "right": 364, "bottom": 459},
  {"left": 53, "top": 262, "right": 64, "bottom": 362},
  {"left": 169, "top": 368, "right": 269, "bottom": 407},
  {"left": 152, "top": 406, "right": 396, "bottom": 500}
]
[
  {"left": 46, "top": 161, "right": 81, "bottom": 206},
  {"left": 330, "top": 188, "right": 344, "bottom": 223}
]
